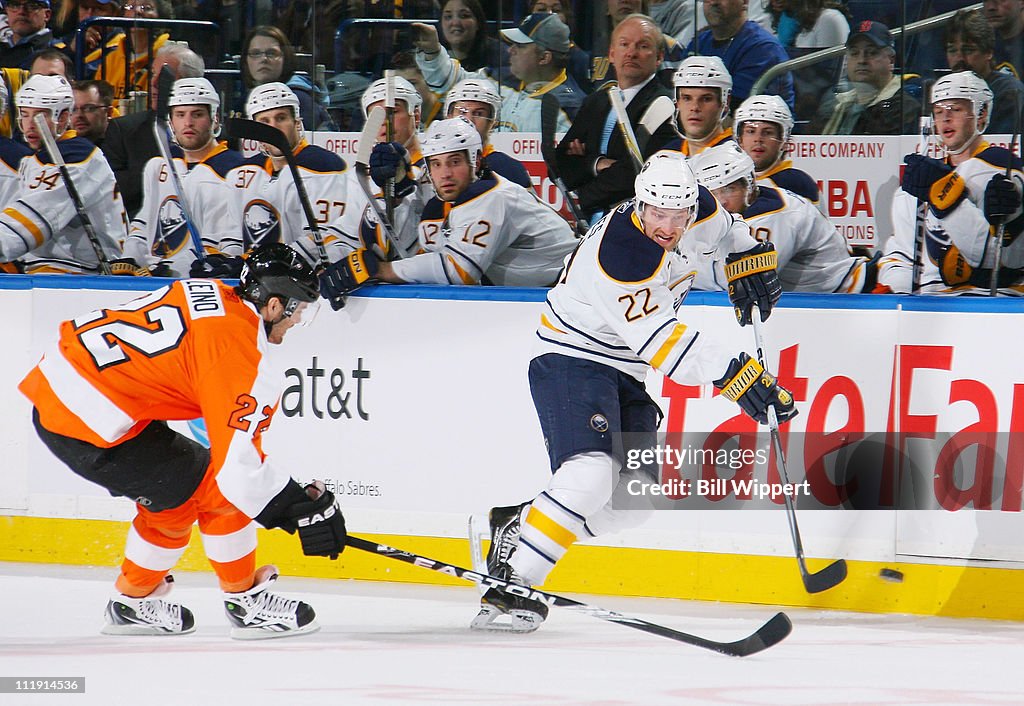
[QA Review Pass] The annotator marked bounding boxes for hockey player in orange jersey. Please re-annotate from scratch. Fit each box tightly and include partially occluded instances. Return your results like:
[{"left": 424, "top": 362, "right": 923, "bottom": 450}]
[{"left": 18, "top": 242, "right": 347, "bottom": 639}]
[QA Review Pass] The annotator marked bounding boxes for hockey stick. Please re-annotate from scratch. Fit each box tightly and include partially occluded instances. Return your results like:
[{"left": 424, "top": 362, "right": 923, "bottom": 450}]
[
  {"left": 384, "top": 70, "right": 397, "bottom": 230},
  {"left": 33, "top": 114, "right": 112, "bottom": 275},
  {"left": 540, "top": 93, "right": 589, "bottom": 235},
  {"left": 989, "top": 90, "right": 1022, "bottom": 296},
  {"left": 354, "top": 106, "right": 404, "bottom": 257},
  {"left": 608, "top": 88, "right": 645, "bottom": 172},
  {"left": 345, "top": 535, "right": 792, "bottom": 656},
  {"left": 152, "top": 66, "right": 205, "bottom": 262},
  {"left": 910, "top": 111, "right": 932, "bottom": 295},
  {"left": 750, "top": 316, "right": 848, "bottom": 594},
  {"left": 636, "top": 95, "right": 674, "bottom": 157}
]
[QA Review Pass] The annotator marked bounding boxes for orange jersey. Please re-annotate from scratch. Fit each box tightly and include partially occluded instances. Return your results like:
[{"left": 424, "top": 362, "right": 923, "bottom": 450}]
[{"left": 19, "top": 279, "right": 294, "bottom": 519}]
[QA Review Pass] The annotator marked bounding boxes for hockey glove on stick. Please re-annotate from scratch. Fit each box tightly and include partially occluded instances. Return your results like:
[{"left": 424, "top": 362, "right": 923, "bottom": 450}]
[
  {"left": 288, "top": 484, "right": 347, "bottom": 559},
  {"left": 984, "top": 173, "right": 1022, "bottom": 226},
  {"left": 901, "top": 154, "right": 965, "bottom": 218},
  {"left": 724, "top": 242, "right": 782, "bottom": 327},
  {"left": 369, "top": 141, "right": 417, "bottom": 198},
  {"left": 189, "top": 253, "right": 245, "bottom": 279},
  {"left": 319, "top": 248, "right": 380, "bottom": 307},
  {"left": 714, "top": 353, "right": 797, "bottom": 425},
  {"left": 109, "top": 258, "right": 153, "bottom": 276}
]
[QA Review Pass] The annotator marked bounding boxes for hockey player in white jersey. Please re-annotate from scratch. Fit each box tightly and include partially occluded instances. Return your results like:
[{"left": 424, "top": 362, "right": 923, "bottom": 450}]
[
  {"left": 319, "top": 117, "right": 576, "bottom": 294},
  {"left": 321, "top": 76, "right": 429, "bottom": 261},
  {"left": 877, "top": 71, "right": 1024, "bottom": 294},
  {"left": 0, "top": 80, "right": 30, "bottom": 221},
  {"left": 470, "top": 151, "right": 794, "bottom": 632},
  {"left": 0, "top": 74, "right": 125, "bottom": 274},
  {"left": 734, "top": 94, "right": 821, "bottom": 208},
  {"left": 690, "top": 142, "right": 875, "bottom": 292},
  {"left": 122, "top": 77, "right": 246, "bottom": 278},
  {"left": 228, "top": 82, "right": 349, "bottom": 266},
  {"left": 666, "top": 56, "right": 736, "bottom": 157}
]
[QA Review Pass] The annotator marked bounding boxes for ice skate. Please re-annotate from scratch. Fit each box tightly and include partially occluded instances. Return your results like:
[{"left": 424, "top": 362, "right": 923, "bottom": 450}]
[
  {"left": 102, "top": 575, "right": 196, "bottom": 636},
  {"left": 223, "top": 565, "right": 319, "bottom": 640},
  {"left": 485, "top": 502, "right": 527, "bottom": 575},
  {"left": 470, "top": 565, "right": 549, "bottom": 633}
]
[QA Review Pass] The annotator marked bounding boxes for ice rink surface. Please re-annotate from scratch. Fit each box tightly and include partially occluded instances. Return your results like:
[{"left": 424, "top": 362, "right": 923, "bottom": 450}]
[{"left": 1, "top": 562, "right": 1022, "bottom": 706}]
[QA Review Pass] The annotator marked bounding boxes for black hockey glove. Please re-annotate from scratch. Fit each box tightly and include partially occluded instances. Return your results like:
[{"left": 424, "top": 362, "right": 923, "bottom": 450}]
[
  {"left": 369, "top": 141, "right": 417, "bottom": 198},
  {"left": 287, "top": 487, "right": 347, "bottom": 559},
  {"left": 724, "top": 242, "right": 782, "bottom": 327},
  {"left": 714, "top": 353, "right": 798, "bottom": 426},
  {"left": 984, "top": 173, "right": 1022, "bottom": 226},
  {"left": 901, "top": 154, "right": 965, "bottom": 218},
  {"left": 190, "top": 253, "right": 245, "bottom": 279},
  {"left": 319, "top": 248, "right": 379, "bottom": 308}
]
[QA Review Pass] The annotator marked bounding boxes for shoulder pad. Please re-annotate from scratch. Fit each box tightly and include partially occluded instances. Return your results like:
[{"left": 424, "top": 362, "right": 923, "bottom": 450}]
[
  {"left": 0, "top": 138, "right": 31, "bottom": 169},
  {"left": 769, "top": 168, "right": 819, "bottom": 201},
  {"left": 976, "top": 146, "right": 1024, "bottom": 172},
  {"left": 240, "top": 153, "right": 266, "bottom": 168},
  {"left": 663, "top": 136, "right": 683, "bottom": 152},
  {"left": 296, "top": 145, "right": 347, "bottom": 172},
  {"left": 597, "top": 207, "right": 666, "bottom": 283},
  {"left": 453, "top": 177, "right": 499, "bottom": 206},
  {"left": 743, "top": 185, "right": 785, "bottom": 219},
  {"left": 51, "top": 137, "right": 96, "bottom": 165},
  {"left": 204, "top": 149, "right": 247, "bottom": 176},
  {"left": 421, "top": 197, "right": 446, "bottom": 221},
  {"left": 694, "top": 184, "right": 719, "bottom": 223},
  {"left": 483, "top": 151, "right": 532, "bottom": 188}
]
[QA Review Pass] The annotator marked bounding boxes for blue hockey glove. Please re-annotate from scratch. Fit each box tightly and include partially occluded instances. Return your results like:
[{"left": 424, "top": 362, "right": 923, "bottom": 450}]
[
  {"left": 984, "top": 173, "right": 1022, "bottom": 226},
  {"left": 724, "top": 242, "right": 782, "bottom": 327},
  {"left": 901, "top": 154, "right": 965, "bottom": 217},
  {"left": 714, "top": 353, "right": 798, "bottom": 425},
  {"left": 319, "top": 248, "right": 380, "bottom": 308},
  {"left": 369, "top": 141, "right": 416, "bottom": 198}
]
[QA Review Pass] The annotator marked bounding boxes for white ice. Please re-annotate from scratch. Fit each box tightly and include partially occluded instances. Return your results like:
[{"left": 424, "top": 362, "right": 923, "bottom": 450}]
[{"left": 1, "top": 561, "right": 1021, "bottom": 706}]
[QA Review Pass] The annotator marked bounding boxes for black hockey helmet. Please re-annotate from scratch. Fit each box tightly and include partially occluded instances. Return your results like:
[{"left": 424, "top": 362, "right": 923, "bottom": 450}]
[{"left": 237, "top": 243, "right": 319, "bottom": 316}]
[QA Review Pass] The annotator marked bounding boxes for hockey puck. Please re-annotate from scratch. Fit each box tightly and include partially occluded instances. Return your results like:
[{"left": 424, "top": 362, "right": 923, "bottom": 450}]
[{"left": 879, "top": 568, "right": 904, "bottom": 583}]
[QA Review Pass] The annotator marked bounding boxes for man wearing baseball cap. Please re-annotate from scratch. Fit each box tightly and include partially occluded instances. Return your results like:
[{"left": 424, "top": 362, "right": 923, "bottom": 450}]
[
  {"left": 411, "top": 11, "right": 584, "bottom": 133},
  {"left": 811, "top": 21, "right": 920, "bottom": 135}
]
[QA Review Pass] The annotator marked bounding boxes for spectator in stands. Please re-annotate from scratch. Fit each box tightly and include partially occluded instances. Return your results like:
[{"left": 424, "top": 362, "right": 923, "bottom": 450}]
[
  {"left": 947, "top": 8, "right": 1024, "bottom": 135},
  {"left": 54, "top": 0, "right": 122, "bottom": 60},
  {"left": 101, "top": 42, "right": 203, "bottom": 218},
  {"left": 412, "top": 13, "right": 585, "bottom": 133},
  {"left": 438, "top": 0, "right": 506, "bottom": 75},
  {"left": 0, "top": 0, "right": 58, "bottom": 70},
  {"left": 529, "top": 0, "right": 592, "bottom": 92},
  {"left": 29, "top": 45, "right": 72, "bottom": 76},
  {"left": 984, "top": 0, "right": 1023, "bottom": 79},
  {"left": 810, "top": 21, "right": 920, "bottom": 135},
  {"left": 554, "top": 14, "right": 677, "bottom": 220},
  {"left": 770, "top": 0, "right": 850, "bottom": 50},
  {"left": 685, "top": 0, "right": 795, "bottom": 110},
  {"left": 651, "top": 0, "right": 697, "bottom": 48},
  {"left": 392, "top": 51, "right": 441, "bottom": 129},
  {"left": 94, "top": 0, "right": 171, "bottom": 102},
  {"left": 71, "top": 78, "right": 113, "bottom": 145},
  {"left": 241, "top": 25, "right": 337, "bottom": 132}
]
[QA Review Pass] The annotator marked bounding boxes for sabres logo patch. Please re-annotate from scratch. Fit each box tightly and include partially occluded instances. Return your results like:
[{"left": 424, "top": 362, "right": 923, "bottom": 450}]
[
  {"left": 153, "top": 196, "right": 190, "bottom": 257},
  {"left": 243, "top": 199, "right": 281, "bottom": 248},
  {"left": 590, "top": 414, "right": 609, "bottom": 433}
]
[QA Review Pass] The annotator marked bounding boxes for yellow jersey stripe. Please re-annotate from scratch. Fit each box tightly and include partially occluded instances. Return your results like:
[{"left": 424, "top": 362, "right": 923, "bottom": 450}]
[
  {"left": 650, "top": 323, "right": 687, "bottom": 369},
  {"left": 4, "top": 207, "right": 44, "bottom": 247}
]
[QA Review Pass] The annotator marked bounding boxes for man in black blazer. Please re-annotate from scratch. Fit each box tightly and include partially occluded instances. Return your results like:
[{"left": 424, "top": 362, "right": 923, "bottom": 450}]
[
  {"left": 101, "top": 44, "right": 205, "bottom": 218},
  {"left": 555, "top": 15, "right": 678, "bottom": 221}
]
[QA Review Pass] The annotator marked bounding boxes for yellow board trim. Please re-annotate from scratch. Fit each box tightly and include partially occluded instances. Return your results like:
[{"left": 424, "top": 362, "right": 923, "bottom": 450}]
[
  {"left": 3, "top": 515, "right": 1024, "bottom": 621},
  {"left": 525, "top": 507, "right": 576, "bottom": 550}
]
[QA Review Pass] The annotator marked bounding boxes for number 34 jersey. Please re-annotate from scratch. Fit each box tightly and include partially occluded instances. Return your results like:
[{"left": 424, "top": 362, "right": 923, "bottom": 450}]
[{"left": 19, "top": 280, "right": 294, "bottom": 520}]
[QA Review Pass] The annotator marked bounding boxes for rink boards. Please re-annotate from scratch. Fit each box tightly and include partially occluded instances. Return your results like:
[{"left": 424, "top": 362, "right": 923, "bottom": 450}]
[{"left": 3, "top": 278, "right": 1024, "bottom": 619}]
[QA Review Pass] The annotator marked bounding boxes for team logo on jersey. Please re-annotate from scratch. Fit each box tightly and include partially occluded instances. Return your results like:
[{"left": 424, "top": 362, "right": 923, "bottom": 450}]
[
  {"left": 589, "top": 414, "right": 609, "bottom": 433},
  {"left": 153, "top": 196, "right": 190, "bottom": 258},
  {"left": 243, "top": 199, "right": 282, "bottom": 249}
]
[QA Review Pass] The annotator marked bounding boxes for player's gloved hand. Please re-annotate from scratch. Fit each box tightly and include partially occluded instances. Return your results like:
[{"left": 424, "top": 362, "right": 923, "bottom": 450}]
[
  {"left": 288, "top": 482, "right": 347, "bottom": 559},
  {"left": 149, "top": 261, "right": 174, "bottom": 278},
  {"left": 0, "top": 260, "right": 24, "bottom": 274},
  {"left": 714, "top": 353, "right": 798, "bottom": 425},
  {"left": 724, "top": 242, "right": 782, "bottom": 326},
  {"left": 189, "top": 253, "right": 245, "bottom": 279},
  {"left": 319, "top": 248, "right": 379, "bottom": 308},
  {"left": 109, "top": 257, "right": 152, "bottom": 276},
  {"left": 369, "top": 141, "right": 417, "bottom": 198},
  {"left": 984, "top": 173, "right": 1022, "bottom": 226},
  {"left": 901, "top": 154, "right": 965, "bottom": 218}
]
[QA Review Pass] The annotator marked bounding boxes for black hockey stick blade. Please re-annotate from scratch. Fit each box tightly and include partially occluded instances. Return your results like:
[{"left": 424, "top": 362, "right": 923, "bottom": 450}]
[
  {"left": 801, "top": 558, "right": 848, "bottom": 594},
  {"left": 155, "top": 64, "right": 173, "bottom": 119},
  {"left": 346, "top": 535, "right": 792, "bottom": 656},
  {"left": 539, "top": 92, "right": 561, "bottom": 175},
  {"left": 226, "top": 117, "right": 289, "bottom": 153}
]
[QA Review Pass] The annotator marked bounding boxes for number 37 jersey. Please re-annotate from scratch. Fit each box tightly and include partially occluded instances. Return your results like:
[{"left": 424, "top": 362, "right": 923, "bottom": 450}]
[{"left": 19, "top": 280, "right": 294, "bottom": 519}]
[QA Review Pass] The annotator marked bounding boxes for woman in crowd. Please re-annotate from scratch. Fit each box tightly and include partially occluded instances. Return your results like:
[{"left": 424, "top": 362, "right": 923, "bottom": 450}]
[{"left": 439, "top": 0, "right": 507, "bottom": 75}]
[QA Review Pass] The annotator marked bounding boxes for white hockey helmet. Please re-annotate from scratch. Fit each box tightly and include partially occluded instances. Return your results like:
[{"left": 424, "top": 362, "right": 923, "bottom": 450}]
[
  {"left": 245, "top": 82, "right": 301, "bottom": 121},
  {"left": 168, "top": 77, "right": 220, "bottom": 111},
  {"left": 445, "top": 78, "right": 502, "bottom": 122},
  {"left": 360, "top": 75, "right": 422, "bottom": 118},
  {"left": 734, "top": 94, "right": 794, "bottom": 143},
  {"left": 689, "top": 142, "right": 756, "bottom": 197},
  {"left": 16, "top": 74, "right": 74, "bottom": 122},
  {"left": 673, "top": 55, "right": 733, "bottom": 114},
  {"left": 634, "top": 150, "right": 699, "bottom": 211},
  {"left": 421, "top": 116, "right": 483, "bottom": 173},
  {"left": 931, "top": 70, "right": 994, "bottom": 133}
]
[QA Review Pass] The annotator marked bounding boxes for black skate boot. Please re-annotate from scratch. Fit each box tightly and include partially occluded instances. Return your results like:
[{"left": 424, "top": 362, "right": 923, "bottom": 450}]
[
  {"left": 485, "top": 502, "right": 528, "bottom": 576},
  {"left": 223, "top": 565, "right": 319, "bottom": 640},
  {"left": 470, "top": 564, "right": 549, "bottom": 633},
  {"left": 102, "top": 575, "right": 196, "bottom": 636}
]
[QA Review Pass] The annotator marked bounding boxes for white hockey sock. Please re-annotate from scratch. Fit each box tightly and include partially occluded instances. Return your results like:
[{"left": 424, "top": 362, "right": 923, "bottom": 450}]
[{"left": 511, "top": 452, "right": 617, "bottom": 586}]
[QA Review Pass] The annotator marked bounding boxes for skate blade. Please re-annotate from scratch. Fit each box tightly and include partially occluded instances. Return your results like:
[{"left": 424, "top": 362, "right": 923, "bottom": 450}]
[
  {"left": 470, "top": 605, "right": 543, "bottom": 633},
  {"left": 229, "top": 620, "right": 320, "bottom": 641},
  {"left": 101, "top": 622, "right": 195, "bottom": 636}
]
